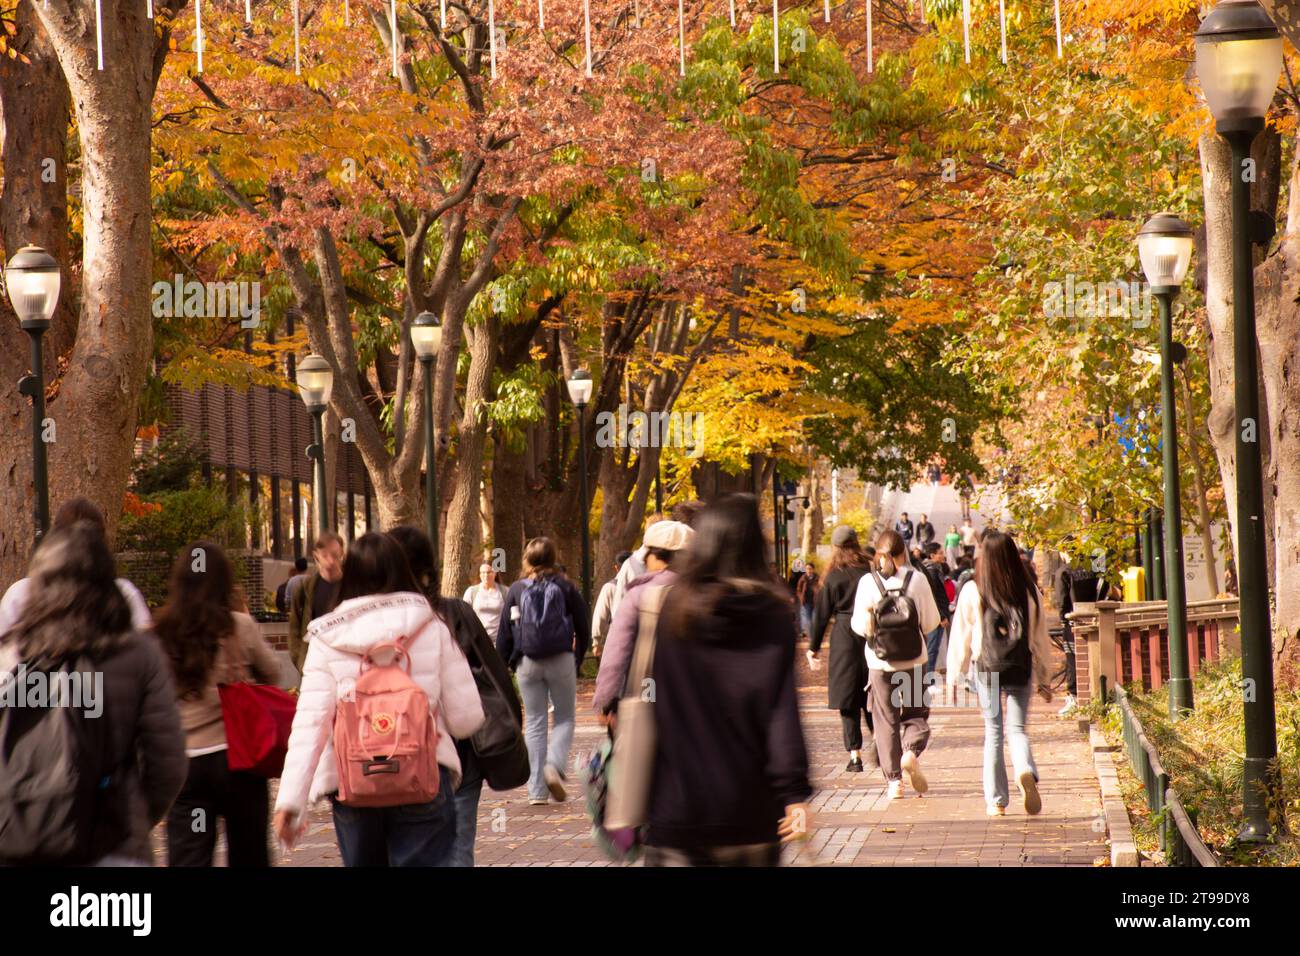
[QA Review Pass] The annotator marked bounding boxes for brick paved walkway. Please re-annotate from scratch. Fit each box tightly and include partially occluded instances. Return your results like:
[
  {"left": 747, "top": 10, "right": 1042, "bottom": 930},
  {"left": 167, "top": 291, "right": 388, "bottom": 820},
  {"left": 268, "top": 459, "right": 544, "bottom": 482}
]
[{"left": 258, "top": 656, "right": 1108, "bottom": 868}]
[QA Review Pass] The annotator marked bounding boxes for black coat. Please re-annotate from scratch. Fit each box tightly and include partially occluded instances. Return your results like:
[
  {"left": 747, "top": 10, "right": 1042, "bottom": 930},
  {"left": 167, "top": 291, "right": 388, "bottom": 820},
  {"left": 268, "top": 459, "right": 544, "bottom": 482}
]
[{"left": 809, "top": 564, "right": 870, "bottom": 712}]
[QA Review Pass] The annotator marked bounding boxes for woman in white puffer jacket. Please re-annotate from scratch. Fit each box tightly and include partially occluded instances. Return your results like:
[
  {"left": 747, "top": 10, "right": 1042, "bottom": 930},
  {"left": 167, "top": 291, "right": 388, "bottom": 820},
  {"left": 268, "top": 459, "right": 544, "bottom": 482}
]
[{"left": 273, "top": 533, "right": 484, "bottom": 866}]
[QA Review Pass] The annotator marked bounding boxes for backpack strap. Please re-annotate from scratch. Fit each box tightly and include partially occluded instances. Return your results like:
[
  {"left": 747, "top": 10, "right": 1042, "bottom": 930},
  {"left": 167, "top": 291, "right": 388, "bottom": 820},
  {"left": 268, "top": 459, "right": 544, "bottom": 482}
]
[
  {"left": 899, "top": 568, "right": 914, "bottom": 595},
  {"left": 362, "top": 636, "right": 414, "bottom": 673}
]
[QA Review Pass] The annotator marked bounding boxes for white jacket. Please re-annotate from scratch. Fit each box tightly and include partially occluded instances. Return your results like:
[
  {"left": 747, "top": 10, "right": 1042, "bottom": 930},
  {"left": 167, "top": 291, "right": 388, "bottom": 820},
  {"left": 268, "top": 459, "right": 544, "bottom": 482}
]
[
  {"left": 849, "top": 565, "right": 941, "bottom": 672},
  {"left": 946, "top": 581, "right": 1052, "bottom": 691},
  {"left": 274, "top": 592, "right": 485, "bottom": 816}
]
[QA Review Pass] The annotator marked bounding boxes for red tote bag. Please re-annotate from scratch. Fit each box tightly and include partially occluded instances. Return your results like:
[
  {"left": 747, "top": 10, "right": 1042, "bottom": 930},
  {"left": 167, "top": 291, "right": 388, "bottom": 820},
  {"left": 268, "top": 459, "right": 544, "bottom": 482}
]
[{"left": 218, "top": 632, "right": 296, "bottom": 778}]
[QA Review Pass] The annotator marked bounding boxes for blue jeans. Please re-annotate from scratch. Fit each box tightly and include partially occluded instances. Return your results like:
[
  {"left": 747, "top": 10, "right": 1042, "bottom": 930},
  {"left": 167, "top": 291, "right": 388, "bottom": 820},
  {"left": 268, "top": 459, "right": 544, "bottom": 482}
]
[
  {"left": 517, "top": 653, "right": 577, "bottom": 801},
  {"left": 972, "top": 676, "right": 1037, "bottom": 810},
  {"left": 799, "top": 606, "right": 814, "bottom": 636},
  {"left": 448, "top": 779, "right": 483, "bottom": 867},
  {"left": 330, "top": 766, "right": 457, "bottom": 866},
  {"left": 925, "top": 625, "right": 945, "bottom": 673}
]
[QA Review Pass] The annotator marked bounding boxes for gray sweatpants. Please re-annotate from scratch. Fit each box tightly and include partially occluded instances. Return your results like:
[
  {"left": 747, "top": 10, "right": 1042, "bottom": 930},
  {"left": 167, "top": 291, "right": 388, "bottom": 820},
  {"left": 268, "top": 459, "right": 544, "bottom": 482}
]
[{"left": 867, "top": 666, "right": 931, "bottom": 782}]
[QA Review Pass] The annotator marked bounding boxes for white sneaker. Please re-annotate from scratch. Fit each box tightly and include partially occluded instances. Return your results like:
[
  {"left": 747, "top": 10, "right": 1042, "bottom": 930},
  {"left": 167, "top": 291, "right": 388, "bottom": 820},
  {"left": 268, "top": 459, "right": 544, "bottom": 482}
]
[
  {"left": 987, "top": 805, "right": 1006, "bottom": 817},
  {"left": 887, "top": 780, "right": 903, "bottom": 800},
  {"left": 1058, "top": 695, "right": 1077, "bottom": 716},
  {"left": 901, "top": 751, "right": 929, "bottom": 794}
]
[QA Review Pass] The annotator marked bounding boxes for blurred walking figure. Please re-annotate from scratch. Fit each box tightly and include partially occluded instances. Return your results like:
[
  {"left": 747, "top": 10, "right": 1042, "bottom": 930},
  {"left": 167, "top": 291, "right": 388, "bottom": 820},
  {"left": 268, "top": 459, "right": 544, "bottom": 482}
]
[
  {"left": 947, "top": 530, "right": 1053, "bottom": 817},
  {"left": 916, "top": 513, "right": 936, "bottom": 550},
  {"left": 794, "top": 560, "right": 820, "bottom": 638},
  {"left": 497, "top": 537, "right": 591, "bottom": 805},
  {"left": 0, "top": 497, "right": 152, "bottom": 636},
  {"left": 944, "top": 524, "right": 962, "bottom": 568},
  {"left": 592, "top": 525, "right": 693, "bottom": 717},
  {"left": 156, "top": 541, "right": 281, "bottom": 866},
  {"left": 391, "top": 527, "right": 526, "bottom": 867},
  {"left": 590, "top": 550, "right": 633, "bottom": 657},
  {"left": 273, "top": 533, "right": 484, "bottom": 866},
  {"left": 0, "top": 522, "right": 185, "bottom": 865},
  {"left": 463, "top": 559, "right": 509, "bottom": 642},
  {"left": 850, "top": 530, "right": 939, "bottom": 800},
  {"left": 287, "top": 531, "right": 346, "bottom": 676},
  {"left": 645, "top": 495, "right": 811, "bottom": 866},
  {"left": 806, "top": 526, "right": 876, "bottom": 773}
]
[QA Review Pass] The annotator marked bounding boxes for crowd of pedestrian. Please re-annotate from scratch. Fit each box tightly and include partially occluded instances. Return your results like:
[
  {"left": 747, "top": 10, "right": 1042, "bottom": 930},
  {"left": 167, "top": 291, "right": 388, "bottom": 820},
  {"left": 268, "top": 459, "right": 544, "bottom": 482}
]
[{"left": 1, "top": 483, "right": 1062, "bottom": 868}]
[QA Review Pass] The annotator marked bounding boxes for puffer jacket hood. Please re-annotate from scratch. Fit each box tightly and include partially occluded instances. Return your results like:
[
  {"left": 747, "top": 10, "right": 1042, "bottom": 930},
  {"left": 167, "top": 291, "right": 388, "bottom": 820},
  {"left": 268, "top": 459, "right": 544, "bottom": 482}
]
[
  {"left": 307, "top": 592, "right": 434, "bottom": 656},
  {"left": 275, "top": 591, "right": 485, "bottom": 817}
]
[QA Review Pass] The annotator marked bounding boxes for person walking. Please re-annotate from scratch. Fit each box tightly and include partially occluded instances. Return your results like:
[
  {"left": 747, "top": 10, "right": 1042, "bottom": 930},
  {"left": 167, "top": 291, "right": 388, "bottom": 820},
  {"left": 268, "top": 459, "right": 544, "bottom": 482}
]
[
  {"left": 0, "top": 497, "right": 153, "bottom": 636},
  {"left": 463, "top": 560, "right": 509, "bottom": 642},
  {"left": 894, "top": 512, "right": 914, "bottom": 550},
  {"left": 592, "top": 523, "right": 693, "bottom": 716},
  {"left": 590, "top": 550, "right": 632, "bottom": 657},
  {"left": 916, "top": 513, "right": 936, "bottom": 551},
  {"left": 850, "top": 530, "right": 940, "bottom": 800},
  {"left": 156, "top": 541, "right": 281, "bottom": 867},
  {"left": 0, "top": 522, "right": 186, "bottom": 865},
  {"left": 944, "top": 524, "right": 962, "bottom": 568},
  {"left": 947, "top": 530, "right": 1054, "bottom": 817},
  {"left": 920, "top": 542, "right": 953, "bottom": 673},
  {"left": 960, "top": 517, "right": 978, "bottom": 556},
  {"left": 794, "top": 560, "right": 820, "bottom": 638},
  {"left": 287, "top": 531, "right": 346, "bottom": 676},
  {"left": 390, "top": 526, "right": 525, "bottom": 867},
  {"left": 806, "top": 526, "right": 876, "bottom": 773},
  {"left": 273, "top": 532, "right": 485, "bottom": 867},
  {"left": 276, "top": 557, "right": 310, "bottom": 614},
  {"left": 497, "top": 537, "right": 591, "bottom": 805},
  {"left": 644, "top": 495, "right": 812, "bottom": 866}
]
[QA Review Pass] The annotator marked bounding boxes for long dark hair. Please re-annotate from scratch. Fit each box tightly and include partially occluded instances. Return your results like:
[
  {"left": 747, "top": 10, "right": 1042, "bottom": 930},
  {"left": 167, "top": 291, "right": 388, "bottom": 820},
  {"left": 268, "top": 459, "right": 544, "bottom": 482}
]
[
  {"left": 666, "top": 495, "right": 785, "bottom": 635},
  {"left": 337, "top": 532, "right": 420, "bottom": 602},
  {"left": 5, "top": 522, "right": 132, "bottom": 668},
  {"left": 386, "top": 525, "right": 444, "bottom": 617},
  {"left": 975, "top": 530, "right": 1040, "bottom": 618},
  {"left": 827, "top": 539, "right": 870, "bottom": 575},
  {"left": 154, "top": 540, "right": 237, "bottom": 698}
]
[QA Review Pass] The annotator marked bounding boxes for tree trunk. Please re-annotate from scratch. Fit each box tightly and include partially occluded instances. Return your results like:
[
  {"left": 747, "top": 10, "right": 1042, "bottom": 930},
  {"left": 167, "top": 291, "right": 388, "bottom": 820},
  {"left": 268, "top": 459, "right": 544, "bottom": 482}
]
[
  {"left": 491, "top": 433, "right": 527, "bottom": 578},
  {"left": 441, "top": 313, "right": 500, "bottom": 596},
  {"left": 18, "top": 2, "right": 173, "bottom": 577}
]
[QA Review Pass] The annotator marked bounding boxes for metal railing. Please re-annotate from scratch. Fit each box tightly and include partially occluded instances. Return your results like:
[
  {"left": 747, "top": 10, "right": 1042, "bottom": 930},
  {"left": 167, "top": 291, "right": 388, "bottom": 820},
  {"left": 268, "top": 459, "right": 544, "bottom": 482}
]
[{"left": 1114, "top": 686, "right": 1219, "bottom": 867}]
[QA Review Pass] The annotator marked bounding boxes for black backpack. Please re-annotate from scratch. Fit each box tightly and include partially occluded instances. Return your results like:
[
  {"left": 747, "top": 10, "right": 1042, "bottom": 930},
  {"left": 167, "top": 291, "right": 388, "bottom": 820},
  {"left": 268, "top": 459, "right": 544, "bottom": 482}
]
[
  {"left": 275, "top": 580, "right": 290, "bottom": 613},
  {"left": 867, "top": 570, "right": 925, "bottom": 663},
  {"left": 442, "top": 600, "right": 530, "bottom": 791},
  {"left": 978, "top": 598, "right": 1032, "bottom": 686},
  {"left": 0, "top": 657, "right": 128, "bottom": 864}
]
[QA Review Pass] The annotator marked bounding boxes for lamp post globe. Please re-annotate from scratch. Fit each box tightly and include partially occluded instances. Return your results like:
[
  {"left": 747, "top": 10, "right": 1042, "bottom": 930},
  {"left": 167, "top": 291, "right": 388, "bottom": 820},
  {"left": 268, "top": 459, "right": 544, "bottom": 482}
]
[
  {"left": 1195, "top": 0, "right": 1284, "bottom": 841},
  {"left": 568, "top": 368, "right": 593, "bottom": 606},
  {"left": 1194, "top": 0, "right": 1284, "bottom": 135},
  {"left": 296, "top": 354, "right": 334, "bottom": 535},
  {"left": 6, "top": 245, "right": 61, "bottom": 543},
  {"left": 4, "top": 245, "right": 61, "bottom": 330},
  {"left": 412, "top": 311, "right": 442, "bottom": 578}
]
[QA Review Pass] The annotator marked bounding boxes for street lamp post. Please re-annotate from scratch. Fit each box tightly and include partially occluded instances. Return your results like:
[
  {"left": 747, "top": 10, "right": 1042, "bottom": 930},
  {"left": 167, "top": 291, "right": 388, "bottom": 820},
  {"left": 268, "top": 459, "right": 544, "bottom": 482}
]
[
  {"left": 567, "top": 368, "right": 594, "bottom": 607},
  {"left": 411, "top": 312, "right": 443, "bottom": 579},
  {"left": 295, "top": 354, "right": 335, "bottom": 537},
  {"left": 1195, "top": 0, "right": 1284, "bottom": 840},
  {"left": 1138, "top": 212, "right": 1195, "bottom": 716},
  {"left": 5, "top": 246, "right": 61, "bottom": 544}
]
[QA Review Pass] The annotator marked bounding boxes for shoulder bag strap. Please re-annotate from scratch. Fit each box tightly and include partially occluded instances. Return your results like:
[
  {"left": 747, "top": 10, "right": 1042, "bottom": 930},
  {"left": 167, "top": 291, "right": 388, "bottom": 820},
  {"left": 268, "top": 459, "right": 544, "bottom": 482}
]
[{"left": 625, "top": 585, "right": 669, "bottom": 697}]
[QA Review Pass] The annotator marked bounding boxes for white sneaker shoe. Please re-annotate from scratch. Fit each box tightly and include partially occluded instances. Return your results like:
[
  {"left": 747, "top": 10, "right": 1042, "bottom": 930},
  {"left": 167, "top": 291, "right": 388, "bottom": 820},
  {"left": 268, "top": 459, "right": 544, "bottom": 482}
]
[
  {"left": 987, "top": 805, "right": 1006, "bottom": 817},
  {"left": 544, "top": 764, "right": 568, "bottom": 802},
  {"left": 901, "top": 751, "right": 929, "bottom": 794},
  {"left": 1058, "top": 695, "right": 1077, "bottom": 716},
  {"left": 887, "top": 780, "right": 903, "bottom": 800}
]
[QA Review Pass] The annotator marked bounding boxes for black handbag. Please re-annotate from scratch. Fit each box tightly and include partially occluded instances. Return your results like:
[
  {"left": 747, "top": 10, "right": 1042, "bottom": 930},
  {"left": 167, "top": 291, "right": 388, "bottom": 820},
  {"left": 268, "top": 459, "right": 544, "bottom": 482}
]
[{"left": 443, "top": 599, "right": 531, "bottom": 792}]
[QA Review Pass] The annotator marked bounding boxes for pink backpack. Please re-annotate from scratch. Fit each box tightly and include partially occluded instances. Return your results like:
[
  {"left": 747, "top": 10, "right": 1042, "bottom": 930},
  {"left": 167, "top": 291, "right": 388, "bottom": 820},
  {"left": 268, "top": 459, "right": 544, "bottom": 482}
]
[{"left": 333, "top": 635, "right": 441, "bottom": 807}]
